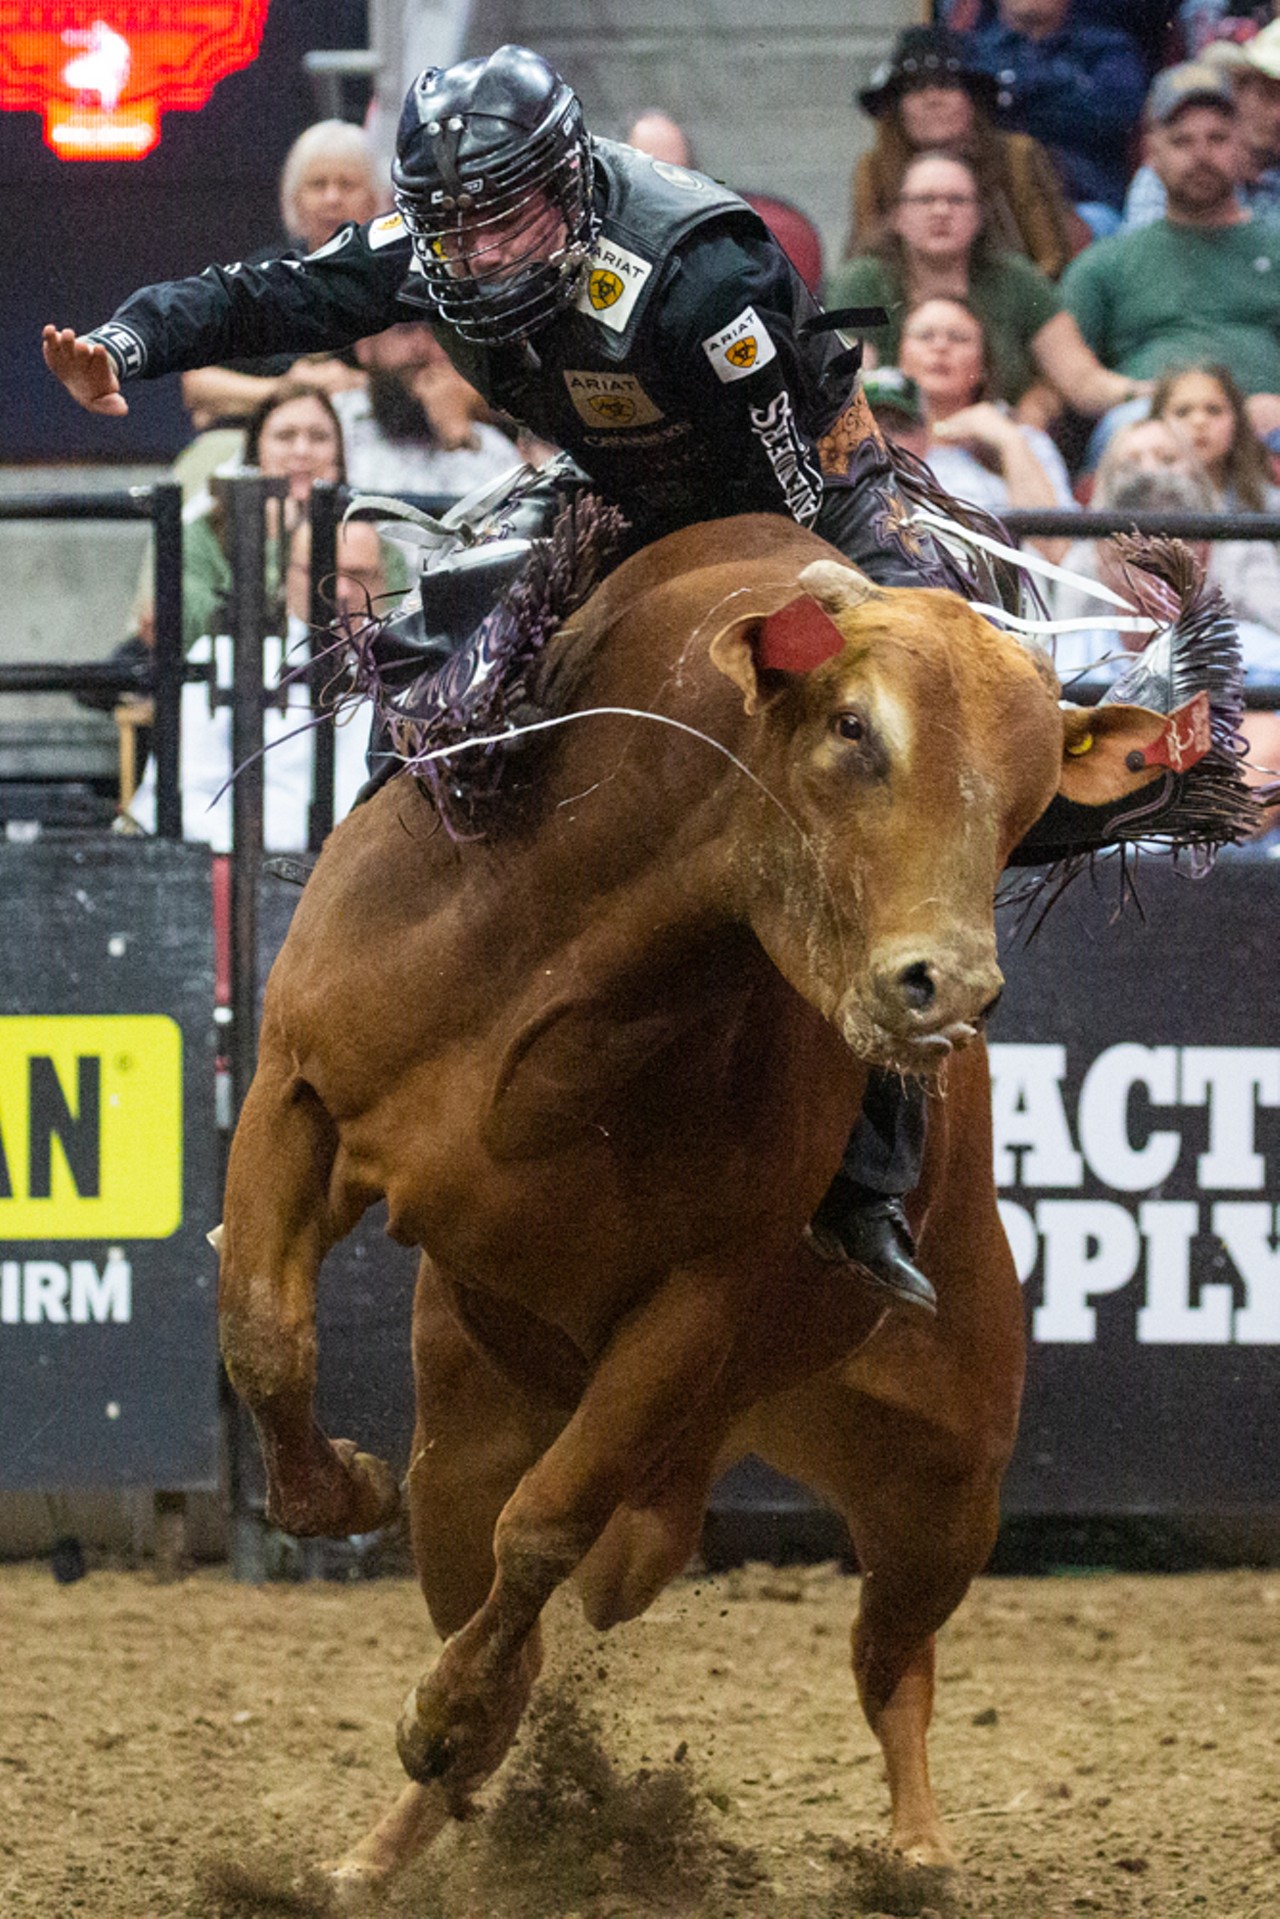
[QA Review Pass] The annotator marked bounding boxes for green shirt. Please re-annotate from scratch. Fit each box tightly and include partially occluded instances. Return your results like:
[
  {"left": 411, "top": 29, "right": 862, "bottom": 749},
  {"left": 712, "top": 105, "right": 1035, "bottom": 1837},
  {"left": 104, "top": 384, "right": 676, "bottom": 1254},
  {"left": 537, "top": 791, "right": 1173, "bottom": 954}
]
[
  {"left": 822, "top": 249, "right": 1061, "bottom": 405},
  {"left": 181, "top": 509, "right": 409, "bottom": 654},
  {"left": 1061, "top": 216, "right": 1280, "bottom": 392}
]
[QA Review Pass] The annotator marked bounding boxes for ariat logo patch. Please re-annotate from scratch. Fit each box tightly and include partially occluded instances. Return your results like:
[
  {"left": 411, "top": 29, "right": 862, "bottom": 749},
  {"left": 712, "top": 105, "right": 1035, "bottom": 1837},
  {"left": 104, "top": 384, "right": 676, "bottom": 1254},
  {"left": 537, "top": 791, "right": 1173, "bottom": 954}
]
[
  {"left": 575, "top": 239, "right": 651, "bottom": 333},
  {"left": 588, "top": 270, "right": 625, "bottom": 310},
  {"left": 563, "top": 370, "right": 664, "bottom": 429},
  {"left": 651, "top": 160, "right": 706, "bottom": 192},
  {"left": 367, "top": 212, "right": 407, "bottom": 251},
  {"left": 702, "top": 306, "right": 777, "bottom": 383}
]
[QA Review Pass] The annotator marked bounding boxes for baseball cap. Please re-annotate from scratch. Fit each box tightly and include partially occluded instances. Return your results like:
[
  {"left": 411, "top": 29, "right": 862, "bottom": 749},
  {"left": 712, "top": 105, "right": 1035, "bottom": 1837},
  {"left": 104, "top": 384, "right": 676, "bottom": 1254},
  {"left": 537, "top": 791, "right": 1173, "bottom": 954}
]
[
  {"left": 1144, "top": 61, "right": 1237, "bottom": 126},
  {"left": 1240, "top": 21, "right": 1280, "bottom": 84},
  {"left": 860, "top": 367, "right": 924, "bottom": 425}
]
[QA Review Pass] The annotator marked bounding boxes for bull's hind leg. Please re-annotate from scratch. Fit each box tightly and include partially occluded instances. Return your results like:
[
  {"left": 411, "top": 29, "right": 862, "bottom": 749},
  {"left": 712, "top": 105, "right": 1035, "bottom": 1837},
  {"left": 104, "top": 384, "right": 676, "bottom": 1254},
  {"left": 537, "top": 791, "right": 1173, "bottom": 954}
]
[
  {"left": 843, "top": 1411, "right": 1007, "bottom": 1866},
  {"left": 219, "top": 1050, "right": 398, "bottom": 1537}
]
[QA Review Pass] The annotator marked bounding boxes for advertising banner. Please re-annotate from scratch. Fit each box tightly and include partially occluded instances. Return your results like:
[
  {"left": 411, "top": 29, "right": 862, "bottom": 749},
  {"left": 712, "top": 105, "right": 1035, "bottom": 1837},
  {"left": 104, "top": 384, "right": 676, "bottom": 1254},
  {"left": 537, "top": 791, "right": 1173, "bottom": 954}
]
[
  {"left": 0, "top": 839, "right": 219, "bottom": 1489},
  {"left": 994, "top": 851, "right": 1279, "bottom": 1513}
]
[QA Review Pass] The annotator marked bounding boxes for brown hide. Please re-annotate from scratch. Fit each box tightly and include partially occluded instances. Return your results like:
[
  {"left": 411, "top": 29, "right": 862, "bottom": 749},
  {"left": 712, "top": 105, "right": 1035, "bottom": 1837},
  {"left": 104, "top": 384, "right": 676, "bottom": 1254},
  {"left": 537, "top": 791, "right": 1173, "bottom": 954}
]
[{"left": 217, "top": 513, "right": 1182, "bottom": 1889}]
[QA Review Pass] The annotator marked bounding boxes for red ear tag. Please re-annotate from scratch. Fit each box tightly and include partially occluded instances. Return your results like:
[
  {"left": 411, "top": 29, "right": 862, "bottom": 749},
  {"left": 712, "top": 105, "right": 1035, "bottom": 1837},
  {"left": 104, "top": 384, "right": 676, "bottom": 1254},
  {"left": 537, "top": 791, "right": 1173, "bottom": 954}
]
[
  {"left": 1125, "top": 690, "right": 1212, "bottom": 774},
  {"left": 756, "top": 595, "right": 846, "bottom": 675}
]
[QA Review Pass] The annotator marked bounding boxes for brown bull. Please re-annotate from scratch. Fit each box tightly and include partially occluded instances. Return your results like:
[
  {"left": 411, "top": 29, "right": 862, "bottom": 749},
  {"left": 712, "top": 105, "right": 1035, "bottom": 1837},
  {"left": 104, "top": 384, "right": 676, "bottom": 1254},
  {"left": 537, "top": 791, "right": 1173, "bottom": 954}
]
[{"left": 217, "top": 514, "right": 1187, "bottom": 1896}]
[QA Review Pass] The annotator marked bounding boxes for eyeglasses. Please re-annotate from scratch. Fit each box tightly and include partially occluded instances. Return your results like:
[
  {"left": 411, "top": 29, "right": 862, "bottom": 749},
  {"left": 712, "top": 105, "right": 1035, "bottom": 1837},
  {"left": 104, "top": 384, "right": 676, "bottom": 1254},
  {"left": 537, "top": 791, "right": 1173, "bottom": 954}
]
[
  {"left": 902, "top": 324, "right": 980, "bottom": 347},
  {"left": 897, "top": 192, "right": 979, "bottom": 209}
]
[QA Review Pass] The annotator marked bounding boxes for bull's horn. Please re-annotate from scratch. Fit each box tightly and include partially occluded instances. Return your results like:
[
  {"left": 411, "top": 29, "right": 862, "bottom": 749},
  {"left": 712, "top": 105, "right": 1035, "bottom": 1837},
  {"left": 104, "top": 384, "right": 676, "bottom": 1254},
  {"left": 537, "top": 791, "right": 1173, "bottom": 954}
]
[
  {"left": 207, "top": 1222, "right": 224, "bottom": 1254},
  {"left": 796, "top": 559, "right": 876, "bottom": 611}
]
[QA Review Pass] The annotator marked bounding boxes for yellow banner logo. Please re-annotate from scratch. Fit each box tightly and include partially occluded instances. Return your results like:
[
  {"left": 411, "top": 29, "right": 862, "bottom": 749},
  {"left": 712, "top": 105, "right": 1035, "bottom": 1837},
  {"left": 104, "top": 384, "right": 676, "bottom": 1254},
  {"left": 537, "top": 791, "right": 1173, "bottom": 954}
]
[
  {"left": 588, "top": 269, "right": 625, "bottom": 310},
  {"left": 0, "top": 1017, "right": 182, "bottom": 1239}
]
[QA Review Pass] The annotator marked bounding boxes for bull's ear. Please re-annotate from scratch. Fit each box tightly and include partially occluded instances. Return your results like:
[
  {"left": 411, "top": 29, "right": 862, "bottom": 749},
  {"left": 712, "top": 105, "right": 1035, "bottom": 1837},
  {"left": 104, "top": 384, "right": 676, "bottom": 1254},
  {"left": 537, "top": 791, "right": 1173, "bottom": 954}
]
[
  {"left": 1058, "top": 692, "right": 1212, "bottom": 803},
  {"left": 710, "top": 590, "right": 853, "bottom": 714}
]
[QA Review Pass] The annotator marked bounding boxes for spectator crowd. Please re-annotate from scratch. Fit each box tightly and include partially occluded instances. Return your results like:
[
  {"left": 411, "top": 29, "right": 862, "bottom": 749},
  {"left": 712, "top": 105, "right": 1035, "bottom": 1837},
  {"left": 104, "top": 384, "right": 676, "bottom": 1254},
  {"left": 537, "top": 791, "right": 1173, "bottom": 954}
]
[
  {"left": 100, "top": 5, "right": 1280, "bottom": 842},
  {"left": 837, "top": 6, "right": 1280, "bottom": 726}
]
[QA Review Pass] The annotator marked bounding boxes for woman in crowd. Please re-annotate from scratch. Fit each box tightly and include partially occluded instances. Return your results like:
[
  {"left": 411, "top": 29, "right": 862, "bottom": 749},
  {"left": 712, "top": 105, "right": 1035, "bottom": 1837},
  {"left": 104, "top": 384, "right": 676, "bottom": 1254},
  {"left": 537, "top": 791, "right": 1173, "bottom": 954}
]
[
  {"left": 180, "top": 120, "right": 381, "bottom": 434},
  {"left": 130, "top": 383, "right": 407, "bottom": 850},
  {"left": 845, "top": 23, "right": 1079, "bottom": 274},
  {"left": 891, "top": 294, "right": 1075, "bottom": 559},
  {"left": 827, "top": 151, "right": 1143, "bottom": 422}
]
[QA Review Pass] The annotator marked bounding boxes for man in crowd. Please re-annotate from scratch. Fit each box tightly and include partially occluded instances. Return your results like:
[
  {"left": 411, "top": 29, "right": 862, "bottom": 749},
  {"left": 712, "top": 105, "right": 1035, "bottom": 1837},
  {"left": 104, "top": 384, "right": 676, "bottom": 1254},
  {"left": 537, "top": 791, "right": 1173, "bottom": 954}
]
[
  {"left": 1123, "top": 30, "right": 1280, "bottom": 225},
  {"left": 969, "top": 0, "right": 1148, "bottom": 228},
  {"left": 1062, "top": 60, "right": 1280, "bottom": 442}
]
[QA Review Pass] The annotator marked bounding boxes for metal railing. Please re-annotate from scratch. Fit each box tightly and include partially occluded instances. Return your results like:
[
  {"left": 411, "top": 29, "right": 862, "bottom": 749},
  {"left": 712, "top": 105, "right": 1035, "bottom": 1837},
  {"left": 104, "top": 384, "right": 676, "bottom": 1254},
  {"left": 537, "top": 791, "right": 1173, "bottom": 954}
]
[
  {"left": 999, "top": 507, "right": 1280, "bottom": 711},
  {"left": 0, "top": 484, "right": 186, "bottom": 836}
]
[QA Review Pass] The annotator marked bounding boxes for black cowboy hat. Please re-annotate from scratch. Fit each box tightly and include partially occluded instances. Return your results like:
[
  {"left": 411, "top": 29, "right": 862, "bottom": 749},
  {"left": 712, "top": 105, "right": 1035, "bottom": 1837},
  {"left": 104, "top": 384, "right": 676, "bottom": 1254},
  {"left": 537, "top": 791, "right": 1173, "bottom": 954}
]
[{"left": 857, "top": 25, "right": 1000, "bottom": 119}]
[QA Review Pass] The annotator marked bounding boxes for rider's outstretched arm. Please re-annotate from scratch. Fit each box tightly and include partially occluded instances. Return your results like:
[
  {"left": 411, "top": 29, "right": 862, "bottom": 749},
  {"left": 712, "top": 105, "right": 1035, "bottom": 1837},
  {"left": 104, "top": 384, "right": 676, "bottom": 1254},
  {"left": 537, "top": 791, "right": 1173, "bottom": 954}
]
[{"left": 42, "top": 215, "right": 417, "bottom": 410}]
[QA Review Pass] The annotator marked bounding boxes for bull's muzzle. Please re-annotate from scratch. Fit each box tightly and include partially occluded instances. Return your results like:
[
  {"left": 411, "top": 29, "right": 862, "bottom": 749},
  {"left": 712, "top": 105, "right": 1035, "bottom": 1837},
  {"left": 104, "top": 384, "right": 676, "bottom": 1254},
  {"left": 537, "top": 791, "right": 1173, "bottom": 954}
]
[{"left": 843, "top": 937, "right": 1004, "bottom": 1069}]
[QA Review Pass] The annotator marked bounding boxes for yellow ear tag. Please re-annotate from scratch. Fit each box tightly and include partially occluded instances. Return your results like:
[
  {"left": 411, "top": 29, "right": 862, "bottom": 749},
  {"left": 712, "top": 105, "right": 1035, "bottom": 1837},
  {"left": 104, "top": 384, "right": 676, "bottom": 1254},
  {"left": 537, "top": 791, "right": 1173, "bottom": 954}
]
[{"left": 1065, "top": 731, "right": 1094, "bottom": 758}]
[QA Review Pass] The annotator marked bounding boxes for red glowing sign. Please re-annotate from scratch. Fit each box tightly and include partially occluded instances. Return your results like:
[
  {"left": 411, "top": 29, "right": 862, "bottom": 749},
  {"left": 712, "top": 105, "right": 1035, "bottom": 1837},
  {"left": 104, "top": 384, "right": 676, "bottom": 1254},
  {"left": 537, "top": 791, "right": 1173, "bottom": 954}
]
[{"left": 0, "top": 3, "right": 272, "bottom": 159}]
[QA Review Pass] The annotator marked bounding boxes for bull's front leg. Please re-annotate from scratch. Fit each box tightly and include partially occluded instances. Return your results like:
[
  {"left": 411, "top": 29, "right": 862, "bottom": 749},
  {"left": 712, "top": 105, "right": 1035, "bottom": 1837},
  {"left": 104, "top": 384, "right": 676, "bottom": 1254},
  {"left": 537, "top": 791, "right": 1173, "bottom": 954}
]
[
  {"left": 219, "top": 1052, "right": 399, "bottom": 1537},
  {"left": 395, "top": 1263, "right": 740, "bottom": 1806}
]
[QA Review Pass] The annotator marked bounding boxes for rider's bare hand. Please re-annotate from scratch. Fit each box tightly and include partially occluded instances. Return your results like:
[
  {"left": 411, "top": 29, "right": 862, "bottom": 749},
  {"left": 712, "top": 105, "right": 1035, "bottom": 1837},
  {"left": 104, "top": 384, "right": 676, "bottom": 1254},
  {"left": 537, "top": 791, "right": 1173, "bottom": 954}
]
[{"left": 41, "top": 326, "right": 130, "bottom": 416}]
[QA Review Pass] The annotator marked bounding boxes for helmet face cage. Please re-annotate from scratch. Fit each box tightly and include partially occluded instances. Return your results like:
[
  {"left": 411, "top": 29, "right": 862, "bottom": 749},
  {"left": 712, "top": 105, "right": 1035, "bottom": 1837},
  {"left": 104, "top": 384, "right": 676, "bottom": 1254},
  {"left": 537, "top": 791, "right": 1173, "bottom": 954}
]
[{"left": 394, "top": 97, "right": 598, "bottom": 345}]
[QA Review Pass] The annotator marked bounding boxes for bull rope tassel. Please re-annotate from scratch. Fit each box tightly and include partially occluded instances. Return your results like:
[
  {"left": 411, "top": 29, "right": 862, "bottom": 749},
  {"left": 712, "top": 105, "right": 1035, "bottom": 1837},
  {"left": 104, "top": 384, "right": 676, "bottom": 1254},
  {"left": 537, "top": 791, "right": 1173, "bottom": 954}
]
[{"left": 903, "top": 502, "right": 1160, "bottom": 642}]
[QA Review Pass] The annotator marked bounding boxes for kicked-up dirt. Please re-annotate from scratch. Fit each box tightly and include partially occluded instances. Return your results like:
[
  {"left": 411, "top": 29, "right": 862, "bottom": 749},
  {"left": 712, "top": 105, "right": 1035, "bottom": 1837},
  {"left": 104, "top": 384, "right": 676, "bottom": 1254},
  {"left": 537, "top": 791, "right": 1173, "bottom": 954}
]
[{"left": 1, "top": 1558, "right": 1278, "bottom": 1918}]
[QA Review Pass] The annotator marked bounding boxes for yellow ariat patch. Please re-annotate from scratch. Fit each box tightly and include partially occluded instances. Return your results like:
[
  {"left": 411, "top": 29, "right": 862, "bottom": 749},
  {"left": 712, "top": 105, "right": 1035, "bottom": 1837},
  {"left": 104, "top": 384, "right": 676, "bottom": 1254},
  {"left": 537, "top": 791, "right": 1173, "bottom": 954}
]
[{"left": 589, "top": 270, "right": 624, "bottom": 309}]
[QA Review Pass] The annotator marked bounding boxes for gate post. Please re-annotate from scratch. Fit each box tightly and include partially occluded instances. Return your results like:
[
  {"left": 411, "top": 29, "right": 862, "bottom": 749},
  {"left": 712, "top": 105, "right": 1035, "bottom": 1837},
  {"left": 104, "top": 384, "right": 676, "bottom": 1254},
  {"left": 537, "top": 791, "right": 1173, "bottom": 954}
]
[{"left": 211, "top": 469, "right": 287, "bottom": 1581}]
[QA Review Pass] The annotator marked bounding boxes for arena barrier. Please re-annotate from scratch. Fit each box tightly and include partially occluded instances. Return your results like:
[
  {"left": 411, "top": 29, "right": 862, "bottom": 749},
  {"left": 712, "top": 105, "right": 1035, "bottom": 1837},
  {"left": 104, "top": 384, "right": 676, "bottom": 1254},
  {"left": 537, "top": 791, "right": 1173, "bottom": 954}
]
[
  {"left": 0, "top": 488, "right": 227, "bottom": 1499},
  {"left": 4, "top": 480, "right": 1279, "bottom": 1541}
]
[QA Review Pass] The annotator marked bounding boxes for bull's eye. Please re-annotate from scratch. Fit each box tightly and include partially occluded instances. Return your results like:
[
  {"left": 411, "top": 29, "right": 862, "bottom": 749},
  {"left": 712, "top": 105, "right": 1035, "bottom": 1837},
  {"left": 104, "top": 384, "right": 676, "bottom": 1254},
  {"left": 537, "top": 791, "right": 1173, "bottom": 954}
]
[{"left": 834, "top": 711, "right": 865, "bottom": 742}]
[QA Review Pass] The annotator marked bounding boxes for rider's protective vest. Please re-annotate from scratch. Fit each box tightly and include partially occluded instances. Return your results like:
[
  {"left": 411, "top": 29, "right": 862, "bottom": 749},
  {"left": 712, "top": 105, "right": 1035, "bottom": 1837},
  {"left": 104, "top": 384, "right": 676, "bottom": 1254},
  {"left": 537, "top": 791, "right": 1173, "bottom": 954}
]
[{"left": 405, "top": 139, "right": 858, "bottom": 540}]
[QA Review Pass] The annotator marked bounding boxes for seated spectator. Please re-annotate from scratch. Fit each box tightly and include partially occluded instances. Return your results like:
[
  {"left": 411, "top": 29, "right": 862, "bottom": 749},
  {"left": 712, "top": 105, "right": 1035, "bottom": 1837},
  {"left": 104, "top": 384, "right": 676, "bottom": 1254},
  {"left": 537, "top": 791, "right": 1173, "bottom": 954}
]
[
  {"left": 847, "top": 23, "right": 1079, "bottom": 273},
  {"left": 179, "top": 120, "right": 380, "bottom": 434},
  {"left": 859, "top": 366, "right": 931, "bottom": 459},
  {"left": 894, "top": 296, "right": 1077, "bottom": 558},
  {"left": 624, "top": 110, "right": 696, "bottom": 167},
  {"left": 969, "top": 0, "right": 1148, "bottom": 232},
  {"left": 135, "top": 383, "right": 406, "bottom": 657},
  {"left": 1123, "top": 38, "right": 1280, "bottom": 226},
  {"left": 1053, "top": 422, "right": 1280, "bottom": 667},
  {"left": 332, "top": 323, "right": 520, "bottom": 498},
  {"left": 826, "top": 151, "right": 1140, "bottom": 417},
  {"left": 950, "top": 0, "right": 1175, "bottom": 63},
  {"left": 1179, "top": 2, "right": 1279, "bottom": 56},
  {"left": 624, "top": 109, "right": 824, "bottom": 293},
  {"left": 1062, "top": 64, "right": 1280, "bottom": 453},
  {"left": 128, "top": 389, "right": 405, "bottom": 850},
  {"left": 128, "top": 515, "right": 389, "bottom": 851},
  {"left": 1152, "top": 360, "right": 1280, "bottom": 507}
]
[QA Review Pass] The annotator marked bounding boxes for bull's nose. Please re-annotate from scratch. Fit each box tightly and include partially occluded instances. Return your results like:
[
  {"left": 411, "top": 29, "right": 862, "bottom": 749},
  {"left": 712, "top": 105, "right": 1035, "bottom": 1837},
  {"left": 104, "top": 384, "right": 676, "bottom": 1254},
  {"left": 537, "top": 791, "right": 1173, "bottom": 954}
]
[
  {"left": 898, "top": 961, "right": 936, "bottom": 1012},
  {"left": 870, "top": 945, "right": 1004, "bottom": 1033}
]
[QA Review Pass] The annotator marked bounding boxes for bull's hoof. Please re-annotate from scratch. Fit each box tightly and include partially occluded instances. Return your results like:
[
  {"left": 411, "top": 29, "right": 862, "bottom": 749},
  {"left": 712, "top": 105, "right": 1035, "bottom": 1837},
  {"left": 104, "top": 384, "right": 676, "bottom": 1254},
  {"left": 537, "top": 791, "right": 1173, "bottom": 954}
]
[
  {"left": 265, "top": 1438, "right": 401, "bottom": 1538},
  {"left": 322, "top": 1862, "right": 377, "bottom": 1912},
  {"left": 330, "top": 1439, "right": 403, "bottom": 1531},
  {"left": 395, "top": 1653, "right": 521, "bottom": 1810}
]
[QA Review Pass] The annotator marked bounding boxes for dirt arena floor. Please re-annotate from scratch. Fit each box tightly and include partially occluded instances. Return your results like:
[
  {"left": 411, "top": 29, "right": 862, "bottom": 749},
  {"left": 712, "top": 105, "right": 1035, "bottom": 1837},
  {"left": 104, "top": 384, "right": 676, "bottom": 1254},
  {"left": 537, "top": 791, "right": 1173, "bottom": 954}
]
[{"left": 2, "top": 1556, "right": 1278, "bottom": 1919}]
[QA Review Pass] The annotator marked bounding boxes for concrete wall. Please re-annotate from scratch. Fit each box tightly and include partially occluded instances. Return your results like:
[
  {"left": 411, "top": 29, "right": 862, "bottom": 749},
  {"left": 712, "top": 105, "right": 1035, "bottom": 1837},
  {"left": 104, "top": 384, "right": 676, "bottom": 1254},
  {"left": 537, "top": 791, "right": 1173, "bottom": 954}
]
[{"left": 371, "top": 0, "right": 929, "bottom": 279}]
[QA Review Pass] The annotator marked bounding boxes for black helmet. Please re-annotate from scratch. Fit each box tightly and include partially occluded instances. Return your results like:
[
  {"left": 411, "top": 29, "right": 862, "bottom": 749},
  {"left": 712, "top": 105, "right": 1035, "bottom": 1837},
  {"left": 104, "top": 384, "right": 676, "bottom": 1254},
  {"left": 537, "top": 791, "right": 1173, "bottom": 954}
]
[{"left": 392, "top": 44, "right": 598, "bottom": 346}]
